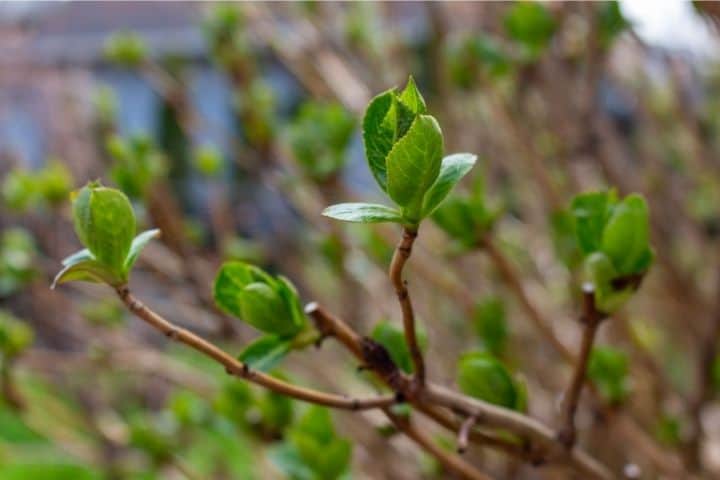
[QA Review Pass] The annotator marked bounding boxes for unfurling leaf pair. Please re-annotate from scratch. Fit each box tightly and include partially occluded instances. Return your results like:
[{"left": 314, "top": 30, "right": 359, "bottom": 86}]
[
  {"left": 570, "top": 191, "right": 654, "bottom": 314},
  {"left": 53, "top": 182, "right": 160, "bottom": 289},
  {"left": 213, "top": 262, "right": 316, "bottom": 372},
  {"left": 456, "top": 351, "right": 526, "bottom": 411},
  {"left": 323, "top": 77, "right": 476, "bottom": 227}
]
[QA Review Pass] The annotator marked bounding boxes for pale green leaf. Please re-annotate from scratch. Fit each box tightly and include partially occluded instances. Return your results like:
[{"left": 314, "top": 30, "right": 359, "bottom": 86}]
[
  {"left": 399, "top": 75, "right": 426, "bottom": 114},
  {"left": 238, "top": 334, "right": 293, "bottom": 372},
  {"left": 421, "top": 153, "right": 477, "bottom": 217},
  {"left": 124, "top": 228, "right": 161, "bottom": 271},
  {"left": 51, "top": 258, "right": 120, "bottom": 289},
  {"left": 322, "top": 203, "right": 403, "bottom": 224}
]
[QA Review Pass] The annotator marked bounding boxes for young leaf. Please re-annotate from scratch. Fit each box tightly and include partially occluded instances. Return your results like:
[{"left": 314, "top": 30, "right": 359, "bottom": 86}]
[
  {"left": 571, "top": 191, "right": 614, "bottom": 254},
  {"left": 362, "top": 90, "right": 395, "bottom": 191},
  {"left": 124, "top": 229, "right": 161, "bottom": 271},
  {"left": 213, "top": 262, "right": 304, "bottom": 337},
  {"left": 240, "top": 283, "right": 299, "bottom": 337},
  {"left": 503, "top": 1, "right": 557, "bottom": 53},
  {"left": 588, "top": 346, "right": 630, "bottom": 404},
  {"left": 72, "top": 183, "right": 136, "bottom": 277},
  {"left": 473, "top": 297, "right": 507, "bottom": 356},
  {"left": 386, "top": 115, "right": 443, "bottom": 221},
  {"left": 322, "top": 203, "right": 403, "bottom": 224},
  {"left": 601, "top": 194, "right": 651, "bottom": 275},
  {"left": 51, "top": 257, "right": 119, "bottom": 289},
  {"left": 457, "top": 351, "right": 519, "bottom": 409},
  {"left": 399, "top": 75, "right": 427, "bottom": 114},
  {"left": 213, "top": 262, "right": 268, "bottom": 317},
  {"left": 238, "top": 335, "right": 293, "bottom": 372},
  {"left": 421, "top": 153, "right": 477, "bottom": 217}
]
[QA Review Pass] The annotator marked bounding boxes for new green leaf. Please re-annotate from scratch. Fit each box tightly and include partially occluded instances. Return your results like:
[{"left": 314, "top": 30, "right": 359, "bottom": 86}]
[
  {"left": 601, "top": 194, "right": 651, "bottom": 275},
  {"left": 72, "top": 182, "right": 136, "bottom": 277},
  {"left": 124, "top": 229, "right": 161, "bottom": 271},
  {"left": 421, "top": 153, "right": 477, "bottom": 217},
  {"left": 457, "top": 351, "right": 520, "bottom": 410},
  {"left": 238, "top": 334, "right": 293, "bottom": 372},
  {"left": 213, "top": 262, "right": 305, "bottom": 337},
  {"left": 362, "top": 90, "right": 395, "bottom": 191},
  {"left": 322, "top": 203, "right": 403, "bottom": 224},
  {"left": 386, "top": 115, "right": 443, "bottom": 221}
]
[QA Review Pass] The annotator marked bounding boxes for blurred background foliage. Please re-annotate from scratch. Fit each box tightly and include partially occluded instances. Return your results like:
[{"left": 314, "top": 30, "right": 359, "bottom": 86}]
[{"left": 2, "top": 1, "right": 720, "bottom": 478}]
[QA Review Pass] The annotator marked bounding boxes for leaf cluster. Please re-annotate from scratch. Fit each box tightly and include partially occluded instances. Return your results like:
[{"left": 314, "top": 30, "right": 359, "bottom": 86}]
[
  {"left": 323, "top": 77, "right": 476, "bottom": 227},
  {"left": 53, "top": 182, "right": 159, "bottom": 289},
  {"left": 570, "top": 191, "right": 654, "bottom": 313}
]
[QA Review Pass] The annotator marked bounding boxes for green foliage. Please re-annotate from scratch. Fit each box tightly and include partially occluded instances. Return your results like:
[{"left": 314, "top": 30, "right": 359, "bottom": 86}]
[
  {"left": 192, "top": 145, "right": 224, "bottom": 178},
  {"left": 456, "top": 351, "right": 524, "bottom": 410},
  {"left": 0, "top": 229, "right": 37, "bottom": 297},
  {"left": 713, "top": 353, "right": 720, "bottom": 393},
  {"left": 324, "top": 77, "right": 476, "bottom": 226},
  {"left": 273, "top": 406, "right": 352, "bottom": 480},
  {"left": 549, "top": 209, "right": 582, "bottom": 268},
  {"left": 322, "top": 203, "right": 403, "bottom": 224},
  {"left": 472, "top": 296, "right": 508, "bottom": 356},
  {"left": 213, "top": 262, "right": 306, "bottom": 337},
  {"left": 370, "top": 320, "right": 427, "bottom": 374},
  {"left": 214, "top": 262, "right": 317, "bottom": 369},
  {"left": 286, "top": 101, "right": 356, "bottom": 181},
  {"left": 447, "top": 34, "right": 510, "bottom": 89},
  {"left": 570, "top": 191, "right": 653, "bottom": 313},
  {"left": 53, "top": 182, "right": 159, "bottom": 288},
  {"left": 238, "top": 335, "right": 293, "bottom": 373},
  {"left": 0, "top": 310, "right": 33, "bottom": 358},
  {"left": 103, "top": 31, "right": 148, "bottom": 68},
  {"left": 503, "top": 1, "right": 557, "bottom": 56},
  {"left": 587, "top": 346, "right": 630, "bottom": 404},
  {"left": 432, "top": 173, "right": 500, "bottom": 249},
  {"left": 106, "top": 134, "right": 166, "bottom": 199},
  {"left": 2, "top": 161, "right": 72, "bottom": 212}
]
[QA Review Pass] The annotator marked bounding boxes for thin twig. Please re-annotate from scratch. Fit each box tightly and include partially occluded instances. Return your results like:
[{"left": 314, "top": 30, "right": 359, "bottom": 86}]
[
  {"left": 389, "top": 227, "right": 426, "bottom": 387},
  {"left": 114, "top": 286, "right": 395, "bottom": 411},
  {"left": 557, "top": 284, "right": 605, "bottom": 449},
  {"left": 457, "top": 414, "right": 478, "bottom": 454},
  {"left": 384, "top": 408, "right": 495, "bottom": 480},
  {"left": 305, "top": 302, "right": 613, "bottom": 480}
]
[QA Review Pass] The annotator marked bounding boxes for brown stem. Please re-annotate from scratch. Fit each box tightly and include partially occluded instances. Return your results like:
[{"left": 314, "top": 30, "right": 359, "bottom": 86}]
[
  {"left": 457, "top": 414, "right": 478, "bottom": 454},
  {"left": 305, "top": 302, "right": 613, "bottom": 480},
  {"left": 557, "top": 285, "right": 604, "bottom": 449},
  {"left": 482, "top": 238, "right": 688, "bottom": 476},
  {"left": 389, "top": 227, "right": 426, "bottom": 386},
  {"left": 114, "top": 286, "right": 394, "bottom": 411},
  {"left": 384, "top": 408, "right": 495, "bottom": 480}
]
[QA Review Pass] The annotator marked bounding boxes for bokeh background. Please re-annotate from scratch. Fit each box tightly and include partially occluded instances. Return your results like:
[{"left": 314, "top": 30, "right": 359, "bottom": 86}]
[{"left": 2, "top": 1, "right": 720, "bottom": 479}]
